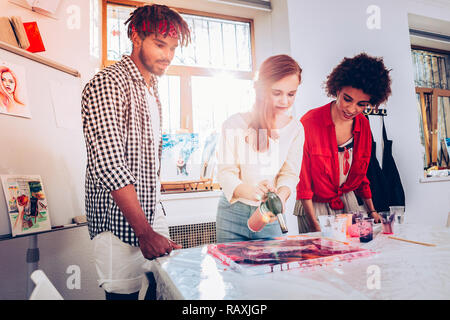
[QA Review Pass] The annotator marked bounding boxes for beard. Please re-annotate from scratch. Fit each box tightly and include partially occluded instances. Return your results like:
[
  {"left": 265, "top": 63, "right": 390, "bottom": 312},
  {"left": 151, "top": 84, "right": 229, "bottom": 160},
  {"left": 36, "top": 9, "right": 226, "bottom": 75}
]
[{"left": 139, "top": 49, "right": 168, "bottom": 76}]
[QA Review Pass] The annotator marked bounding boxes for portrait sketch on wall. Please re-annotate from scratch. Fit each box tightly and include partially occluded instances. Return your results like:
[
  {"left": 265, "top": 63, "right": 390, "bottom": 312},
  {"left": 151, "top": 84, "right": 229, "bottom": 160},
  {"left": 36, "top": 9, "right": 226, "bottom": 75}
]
[{"left": 0, "top": 60, "right": 31, "bottom": 118}]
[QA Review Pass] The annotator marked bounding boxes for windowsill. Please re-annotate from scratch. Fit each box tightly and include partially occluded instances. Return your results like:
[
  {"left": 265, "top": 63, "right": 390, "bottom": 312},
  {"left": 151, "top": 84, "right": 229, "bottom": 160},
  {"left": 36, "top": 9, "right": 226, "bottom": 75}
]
[
  {"left": 161, "top": 190, "right": 222, "bottom": 201},
  {"left": 419, "top": 176, "right": 450, "bottom": 183}
]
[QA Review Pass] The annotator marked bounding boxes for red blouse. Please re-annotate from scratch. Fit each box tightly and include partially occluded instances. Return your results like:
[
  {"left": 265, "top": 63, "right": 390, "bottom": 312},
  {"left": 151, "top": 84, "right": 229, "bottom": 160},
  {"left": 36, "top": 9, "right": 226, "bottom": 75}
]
[{"left": 296, "top": 102, "right": 372, "bottom": 209}]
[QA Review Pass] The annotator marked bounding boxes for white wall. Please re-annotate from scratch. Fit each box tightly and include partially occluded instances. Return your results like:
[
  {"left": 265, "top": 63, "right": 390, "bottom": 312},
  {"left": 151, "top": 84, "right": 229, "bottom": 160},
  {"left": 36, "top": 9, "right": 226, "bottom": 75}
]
[
  {"left": 0, "top": 0, "right": 100, "bottom": 85},
  {"left": 0, "top": 0, "right": 101, "bottom": 300},
  {"left": 286, "top": 0, "right": 450, "bottom": 227},
  {"left": 0, "top": 0, "right": 286, "bottom": 299},
  {"left": 406, "top": 0, "right": 450, "bottom": 22},
  {"left": 3, "top": 0, "right": 448, "bottom": 300}
]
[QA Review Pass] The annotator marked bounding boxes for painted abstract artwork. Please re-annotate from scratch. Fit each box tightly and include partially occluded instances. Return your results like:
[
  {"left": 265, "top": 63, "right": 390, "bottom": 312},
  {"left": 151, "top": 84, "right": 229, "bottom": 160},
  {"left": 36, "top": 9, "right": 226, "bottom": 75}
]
[{"left": 208, "top": 236, "right": 376, "bottom": 275}]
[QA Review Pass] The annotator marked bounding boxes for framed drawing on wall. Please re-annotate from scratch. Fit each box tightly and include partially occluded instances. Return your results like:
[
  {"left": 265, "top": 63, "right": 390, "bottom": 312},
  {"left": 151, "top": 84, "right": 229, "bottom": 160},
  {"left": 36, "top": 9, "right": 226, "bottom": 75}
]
[{"left": 1, "top": 175, "right": 51, "bottom": 236}]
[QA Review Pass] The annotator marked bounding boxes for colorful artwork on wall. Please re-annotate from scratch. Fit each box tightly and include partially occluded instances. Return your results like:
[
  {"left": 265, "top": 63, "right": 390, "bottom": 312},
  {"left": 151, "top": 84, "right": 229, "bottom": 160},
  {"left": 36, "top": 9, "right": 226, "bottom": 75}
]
[
  {"left": 161, "top": 132, "right": 219, "bottom": 182},
  {"left": 1, "top": 175, "right": 51, "bottom": 236},
  {"left": 0, "top": 60, "right": 31, "bottom": 118}
]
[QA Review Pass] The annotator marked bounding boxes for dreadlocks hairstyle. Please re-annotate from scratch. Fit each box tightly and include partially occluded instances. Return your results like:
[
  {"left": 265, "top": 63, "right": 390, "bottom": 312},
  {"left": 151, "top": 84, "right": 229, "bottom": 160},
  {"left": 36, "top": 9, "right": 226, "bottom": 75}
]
[
  {"left": 325, "top": 53, "right": 392, "bottom": 108},
  {"left": 125, "top": 4, "right": 191, "bottom": 47}
]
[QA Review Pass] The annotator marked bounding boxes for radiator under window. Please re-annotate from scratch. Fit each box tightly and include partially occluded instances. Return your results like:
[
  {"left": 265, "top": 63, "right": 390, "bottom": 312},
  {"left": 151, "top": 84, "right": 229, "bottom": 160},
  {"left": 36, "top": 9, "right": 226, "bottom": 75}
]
[{"left": 169, "top": 222, "right": 216, "bottom": 249}]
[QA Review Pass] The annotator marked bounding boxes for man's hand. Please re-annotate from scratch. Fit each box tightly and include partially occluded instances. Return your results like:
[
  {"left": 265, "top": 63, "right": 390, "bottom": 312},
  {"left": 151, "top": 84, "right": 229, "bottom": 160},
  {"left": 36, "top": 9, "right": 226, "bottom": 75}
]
[
  {"left": 138, "top": 230, "right": 182, "bottom": 260},
  {"left": 110, "top": 184, "right": 182, "bottom": 260}
]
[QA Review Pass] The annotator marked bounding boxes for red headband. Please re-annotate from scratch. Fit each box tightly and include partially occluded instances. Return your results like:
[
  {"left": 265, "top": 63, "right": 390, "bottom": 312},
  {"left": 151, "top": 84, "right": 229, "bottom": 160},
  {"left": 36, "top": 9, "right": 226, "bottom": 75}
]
[
  {"left": 158, "top": 20, "right": 178, "bottom": 38},
  {"left": 132, "top": 20, "right": 178, "bottom": 39}
]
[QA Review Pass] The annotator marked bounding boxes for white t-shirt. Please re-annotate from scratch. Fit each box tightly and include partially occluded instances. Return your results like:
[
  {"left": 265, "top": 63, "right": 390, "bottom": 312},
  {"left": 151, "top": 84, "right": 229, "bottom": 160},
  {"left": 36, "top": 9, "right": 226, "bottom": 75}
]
[{"left": 145, "top": 87, "right": 161, "bottom": 205}]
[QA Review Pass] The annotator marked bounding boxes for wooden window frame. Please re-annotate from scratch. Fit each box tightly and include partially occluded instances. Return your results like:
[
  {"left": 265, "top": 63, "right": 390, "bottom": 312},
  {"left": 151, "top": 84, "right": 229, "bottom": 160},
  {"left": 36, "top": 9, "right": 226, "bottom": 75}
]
[
  {"left": 101, "top": 0, "right": 256, "bottom": 191},
  {"left": 102, "top": 0, "right": 141, "bottom": 68},
  {"left": 102, "top": 0, "right": 256, "bottom": 132},
  {"left": 416, "top": 87, "right": 450, "bottom": 167}
]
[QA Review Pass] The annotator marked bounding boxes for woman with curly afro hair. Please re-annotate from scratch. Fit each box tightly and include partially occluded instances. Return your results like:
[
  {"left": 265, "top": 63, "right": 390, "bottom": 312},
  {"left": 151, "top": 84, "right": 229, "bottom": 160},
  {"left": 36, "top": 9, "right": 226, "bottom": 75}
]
[{"left": 294, "top": 53, "right": 391, "bottom": 233}]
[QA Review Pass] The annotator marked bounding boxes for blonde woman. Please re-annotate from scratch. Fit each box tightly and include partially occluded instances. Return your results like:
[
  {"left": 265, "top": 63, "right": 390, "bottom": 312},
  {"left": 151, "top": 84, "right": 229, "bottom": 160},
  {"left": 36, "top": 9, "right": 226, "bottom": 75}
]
[{"left": 216, "top": 54, "right": 304, "bottom": 243}]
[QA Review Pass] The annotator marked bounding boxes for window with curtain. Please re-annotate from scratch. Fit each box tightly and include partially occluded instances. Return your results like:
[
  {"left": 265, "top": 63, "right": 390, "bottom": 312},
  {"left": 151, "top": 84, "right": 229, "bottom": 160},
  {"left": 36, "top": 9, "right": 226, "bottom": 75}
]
[{"left": 411, "top": 48, "right": 450, "bottom": 174}]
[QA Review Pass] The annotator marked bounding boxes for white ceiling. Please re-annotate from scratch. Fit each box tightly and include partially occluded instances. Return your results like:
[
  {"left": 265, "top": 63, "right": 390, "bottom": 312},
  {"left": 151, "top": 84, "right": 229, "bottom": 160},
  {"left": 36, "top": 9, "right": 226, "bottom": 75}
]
[{"left": 408, "top": 13, "right": 450, "bottom": 51}]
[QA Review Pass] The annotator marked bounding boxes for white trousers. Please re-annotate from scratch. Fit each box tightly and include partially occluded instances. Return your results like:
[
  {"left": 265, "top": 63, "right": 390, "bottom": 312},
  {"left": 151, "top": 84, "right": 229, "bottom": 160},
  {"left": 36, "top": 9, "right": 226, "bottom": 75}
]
[{"left": 93, "top": 203, "right": 169, "bottom": 297}]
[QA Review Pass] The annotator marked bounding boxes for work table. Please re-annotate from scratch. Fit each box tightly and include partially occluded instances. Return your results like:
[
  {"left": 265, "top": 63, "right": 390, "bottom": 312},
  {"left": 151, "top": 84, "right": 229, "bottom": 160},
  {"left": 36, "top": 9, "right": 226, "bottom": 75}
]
[{"left": 151, "top": 223, "right": 450, "bottom": 300}]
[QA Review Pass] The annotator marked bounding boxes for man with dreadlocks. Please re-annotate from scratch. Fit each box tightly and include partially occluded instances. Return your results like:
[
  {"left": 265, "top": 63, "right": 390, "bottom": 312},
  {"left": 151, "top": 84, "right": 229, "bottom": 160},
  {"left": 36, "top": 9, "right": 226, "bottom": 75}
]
[{"left": 81, "top": 4, "right": 190, "bottom": 300}]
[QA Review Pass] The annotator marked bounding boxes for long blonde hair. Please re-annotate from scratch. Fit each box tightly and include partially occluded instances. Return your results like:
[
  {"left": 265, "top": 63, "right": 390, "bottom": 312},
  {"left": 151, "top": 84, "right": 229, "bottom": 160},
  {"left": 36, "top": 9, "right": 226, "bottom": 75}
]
[{"left": 247, "top": 54, "right": 302, "bottom": 152}]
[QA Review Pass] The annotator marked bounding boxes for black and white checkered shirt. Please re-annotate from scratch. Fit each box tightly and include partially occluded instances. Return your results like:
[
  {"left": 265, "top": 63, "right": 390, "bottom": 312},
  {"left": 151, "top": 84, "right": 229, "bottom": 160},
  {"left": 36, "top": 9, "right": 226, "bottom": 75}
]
[{"left": 81, "top": 55, "right": 162, "bottom": 246}]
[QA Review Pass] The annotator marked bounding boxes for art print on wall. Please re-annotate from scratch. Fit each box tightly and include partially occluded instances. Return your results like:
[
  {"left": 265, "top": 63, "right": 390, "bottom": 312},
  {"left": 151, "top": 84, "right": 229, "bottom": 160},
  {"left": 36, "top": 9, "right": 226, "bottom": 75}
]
[
  {"left": 1, "top": 175, "right": 51, "bottom": 236},
  {"left": 161, "top": 133, "right": 219, "bottom": 182},
  {"left": 0, "top": 60, "right": 31, "bottom": 118}
]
